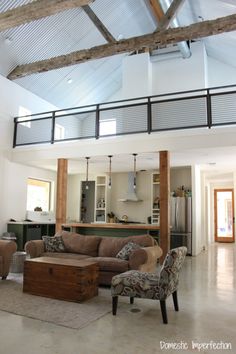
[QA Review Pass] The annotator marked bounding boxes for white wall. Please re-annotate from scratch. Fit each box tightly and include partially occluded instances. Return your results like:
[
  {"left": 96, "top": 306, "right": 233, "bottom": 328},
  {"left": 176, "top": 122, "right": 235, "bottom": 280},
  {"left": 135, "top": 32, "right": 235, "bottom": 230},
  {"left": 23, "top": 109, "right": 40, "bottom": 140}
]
[
  {"left": 170, "top": 167, "right": 191, "bottom": 193},
  {"left": 0, "top": 74, "right": 59, "bottom": 235},
  {"left": 67, "top": 174, "right": 83, "bottom": 222},
  {"left": 0, "top": 74, "right": 58, "bottom": 119},
  {"left": 109, "top": 171, "right": 151, "bottom": 223},
  {"left": 0, "top": 157, "right": 57, "bottom": 235},
  {"left": 152, "top": 42, "right": 208, "bottom": 95},
  {"left": 208, "top": 57, "right": 236, "bottom": 87},
  {"left": 122, "top": 53, "right": 152, "bottom": 99},
  {"left": 191, "top": 165, "right": 202, "bottom": 256}
]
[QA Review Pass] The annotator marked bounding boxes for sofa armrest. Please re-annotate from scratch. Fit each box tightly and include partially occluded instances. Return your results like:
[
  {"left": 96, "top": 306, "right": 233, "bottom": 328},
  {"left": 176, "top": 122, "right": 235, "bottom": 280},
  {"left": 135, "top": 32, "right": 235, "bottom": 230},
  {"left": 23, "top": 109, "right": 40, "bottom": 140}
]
[
  {"left": 25, "top": 240, "right": 45, "bottom": 258},
  {"left": 0, "top": 240, "right": 17, "bottom": 257},
  {"left": 129, "top": 245, "right": 163, "bottom": 272},
  {"left": 0, "top": 240, "right": 17, "bottom": 277}
]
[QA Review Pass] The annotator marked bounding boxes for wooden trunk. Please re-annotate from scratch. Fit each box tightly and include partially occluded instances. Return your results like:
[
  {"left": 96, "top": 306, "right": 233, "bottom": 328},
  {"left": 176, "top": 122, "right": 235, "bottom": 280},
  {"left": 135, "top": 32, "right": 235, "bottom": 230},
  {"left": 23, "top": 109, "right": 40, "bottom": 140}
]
[{"left": 23, "top": 257, "right": 99, "bottom": 302}]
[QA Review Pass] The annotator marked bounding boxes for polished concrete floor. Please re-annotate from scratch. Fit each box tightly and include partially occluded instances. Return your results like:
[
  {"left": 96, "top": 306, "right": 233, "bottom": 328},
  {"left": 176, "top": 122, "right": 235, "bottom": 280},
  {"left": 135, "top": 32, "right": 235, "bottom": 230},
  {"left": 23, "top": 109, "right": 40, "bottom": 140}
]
[{"left": 0, "top": 243, "right": 235, "bottom": 354}]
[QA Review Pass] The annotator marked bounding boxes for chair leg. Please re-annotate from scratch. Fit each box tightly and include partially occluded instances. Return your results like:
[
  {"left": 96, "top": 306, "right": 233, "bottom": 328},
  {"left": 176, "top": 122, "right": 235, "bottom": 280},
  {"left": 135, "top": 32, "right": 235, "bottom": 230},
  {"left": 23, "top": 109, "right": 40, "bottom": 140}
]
[
  {"left": 112, "top": 296, "right": 118, "bottom": 315},
  {"left": 2, "top": 276, "right": 7, "bottom": 280},
  {"left": 172, "top": 291, "right": 179, "bottom": 311},
  {"left": 160, "top": 300, "right": 168, "bottom": 324},
  {"left": 130, "top": 297, "right": 134, "bottom": 304}
]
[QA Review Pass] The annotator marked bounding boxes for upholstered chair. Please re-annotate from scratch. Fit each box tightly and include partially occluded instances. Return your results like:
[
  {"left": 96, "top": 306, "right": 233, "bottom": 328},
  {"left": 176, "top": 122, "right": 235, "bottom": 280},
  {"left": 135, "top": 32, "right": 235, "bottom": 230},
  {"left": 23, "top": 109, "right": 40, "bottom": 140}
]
[
  {"left": 0, "top": 240, "right": 17, "bottom": 279},
  {"left": 111, "top": 246, "right": 187, "bottom": 324}
]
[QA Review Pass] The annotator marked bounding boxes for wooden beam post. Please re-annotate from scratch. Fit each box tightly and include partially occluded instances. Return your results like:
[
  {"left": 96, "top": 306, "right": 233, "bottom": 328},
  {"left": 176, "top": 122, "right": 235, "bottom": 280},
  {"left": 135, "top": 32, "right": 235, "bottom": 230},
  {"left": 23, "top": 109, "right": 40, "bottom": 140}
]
[
  {"left": 159, "top": 151, "right": 170, "bottom": 263},
  {"left": 56, "top": 158, "right": 68, "bottom": 233}
]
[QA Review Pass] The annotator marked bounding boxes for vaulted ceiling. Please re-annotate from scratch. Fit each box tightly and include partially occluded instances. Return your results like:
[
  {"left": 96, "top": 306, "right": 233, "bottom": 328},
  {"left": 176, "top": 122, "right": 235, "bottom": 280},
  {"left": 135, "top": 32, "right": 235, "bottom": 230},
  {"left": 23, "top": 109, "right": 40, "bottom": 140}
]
[{"left": 0, "top": 0, "right": 236, "bottom": 109}]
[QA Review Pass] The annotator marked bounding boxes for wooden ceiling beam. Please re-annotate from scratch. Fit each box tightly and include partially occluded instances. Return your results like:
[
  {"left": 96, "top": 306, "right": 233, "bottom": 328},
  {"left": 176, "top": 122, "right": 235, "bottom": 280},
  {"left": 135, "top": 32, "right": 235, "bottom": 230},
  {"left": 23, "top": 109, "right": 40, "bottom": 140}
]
[
  {"left": 0, "top": 0, "right": 94, "bottom": 32},
  {"left": 149, "top": 0, "right": 164, "bottom": 23},
  {"left": 158, "top": 0, "right": 186, "bottom": 30},
  {"left": 82, "top": 5, "right": 115, "bottom": 43},
  {"left": 8, "top": 13, "right": 236, "bottom": 80}
]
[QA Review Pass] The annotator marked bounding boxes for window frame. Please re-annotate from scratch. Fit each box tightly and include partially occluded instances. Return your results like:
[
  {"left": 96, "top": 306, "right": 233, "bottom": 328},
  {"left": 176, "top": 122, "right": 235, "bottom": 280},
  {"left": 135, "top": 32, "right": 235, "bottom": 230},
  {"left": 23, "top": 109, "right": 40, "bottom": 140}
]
[{"left": 26, "top": 178, "right": 52, "bottom": 212}]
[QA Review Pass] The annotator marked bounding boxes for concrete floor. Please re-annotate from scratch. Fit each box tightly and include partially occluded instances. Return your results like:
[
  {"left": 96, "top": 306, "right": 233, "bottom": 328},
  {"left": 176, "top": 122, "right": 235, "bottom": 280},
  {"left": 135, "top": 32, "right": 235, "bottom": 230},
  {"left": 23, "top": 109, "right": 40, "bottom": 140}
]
[{"left": 0, "top": 243, "right": 235, "bottom": 354}]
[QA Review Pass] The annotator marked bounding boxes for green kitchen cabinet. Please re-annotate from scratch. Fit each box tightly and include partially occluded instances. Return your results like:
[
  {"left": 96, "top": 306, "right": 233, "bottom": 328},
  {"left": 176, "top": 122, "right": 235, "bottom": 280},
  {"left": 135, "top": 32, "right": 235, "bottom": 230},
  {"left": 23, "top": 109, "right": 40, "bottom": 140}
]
[{"left": 7, "top": 223, "right": 55, "bottom": 251}]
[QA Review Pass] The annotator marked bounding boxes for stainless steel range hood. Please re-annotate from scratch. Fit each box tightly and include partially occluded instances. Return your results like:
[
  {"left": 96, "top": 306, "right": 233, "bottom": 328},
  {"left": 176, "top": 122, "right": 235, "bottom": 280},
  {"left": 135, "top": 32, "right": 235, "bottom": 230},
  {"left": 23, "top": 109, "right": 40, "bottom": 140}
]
[{"left": 118, "top": 172, "right": 143, "bottom": 202}]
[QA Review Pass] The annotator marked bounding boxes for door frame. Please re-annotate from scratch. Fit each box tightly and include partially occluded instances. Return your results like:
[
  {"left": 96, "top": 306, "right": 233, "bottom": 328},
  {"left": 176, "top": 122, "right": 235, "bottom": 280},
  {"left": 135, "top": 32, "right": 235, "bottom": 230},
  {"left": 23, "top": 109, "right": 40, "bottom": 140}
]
[{"left": 214, "top": 188, "right": 235, "bottom": 243}]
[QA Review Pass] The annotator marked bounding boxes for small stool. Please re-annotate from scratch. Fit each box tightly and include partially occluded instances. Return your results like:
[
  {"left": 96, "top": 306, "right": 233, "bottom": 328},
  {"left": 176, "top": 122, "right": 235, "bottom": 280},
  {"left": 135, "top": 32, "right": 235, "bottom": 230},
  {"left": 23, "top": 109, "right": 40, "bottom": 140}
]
[{"left": 10, "top": 251, "right": 27, "bottom": 273}]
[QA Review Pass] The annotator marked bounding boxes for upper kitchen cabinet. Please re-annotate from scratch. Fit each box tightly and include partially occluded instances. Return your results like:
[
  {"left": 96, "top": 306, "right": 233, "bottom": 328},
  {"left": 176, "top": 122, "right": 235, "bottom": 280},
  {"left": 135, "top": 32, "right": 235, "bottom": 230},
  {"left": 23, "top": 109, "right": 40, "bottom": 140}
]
[
  {"left": 151, "top": 172, "right": 160, "bottom": 225},
  {"left": 94, "top": 176, "right": 108, "bottom": 223}
]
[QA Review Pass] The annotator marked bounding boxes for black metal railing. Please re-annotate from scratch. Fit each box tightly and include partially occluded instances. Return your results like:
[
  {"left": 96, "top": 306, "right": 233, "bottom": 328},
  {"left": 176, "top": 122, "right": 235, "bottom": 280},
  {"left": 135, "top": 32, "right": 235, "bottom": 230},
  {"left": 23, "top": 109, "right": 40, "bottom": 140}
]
[{"left": 13, "top": 84, "right": 236, "bottom": 147}]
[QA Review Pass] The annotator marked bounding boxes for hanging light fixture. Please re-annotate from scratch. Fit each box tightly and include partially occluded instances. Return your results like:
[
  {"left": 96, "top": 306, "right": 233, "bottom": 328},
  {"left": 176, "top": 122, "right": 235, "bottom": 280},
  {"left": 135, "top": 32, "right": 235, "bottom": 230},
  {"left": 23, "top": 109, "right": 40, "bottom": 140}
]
[
  {"left": 85, "top": 157, "right": 90, "bottom": 190},
  {"left": 108, "top": 155, "right": 113, "bottom": 189},
  {"left": 132, "top": 153, "right": 137, "bottom": 189}
]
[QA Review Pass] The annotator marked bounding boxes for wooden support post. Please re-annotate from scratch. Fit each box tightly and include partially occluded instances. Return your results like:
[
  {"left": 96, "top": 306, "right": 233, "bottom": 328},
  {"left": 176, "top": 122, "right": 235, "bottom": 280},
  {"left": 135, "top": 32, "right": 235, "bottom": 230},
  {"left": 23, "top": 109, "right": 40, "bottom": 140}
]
[
  {"left": 56, "top": 158, "right": 68, "bottom": 233},
  {"left": 159, "top": 151, "right": 170, "bottom": 263}
]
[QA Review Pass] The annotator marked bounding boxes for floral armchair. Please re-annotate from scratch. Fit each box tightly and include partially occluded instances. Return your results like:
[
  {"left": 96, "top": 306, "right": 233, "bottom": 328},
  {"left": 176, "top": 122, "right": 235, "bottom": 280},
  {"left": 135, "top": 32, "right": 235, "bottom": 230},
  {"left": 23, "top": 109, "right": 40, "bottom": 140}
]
[{"left": 111, "top": 246, "right": 187, "bottom": 324}]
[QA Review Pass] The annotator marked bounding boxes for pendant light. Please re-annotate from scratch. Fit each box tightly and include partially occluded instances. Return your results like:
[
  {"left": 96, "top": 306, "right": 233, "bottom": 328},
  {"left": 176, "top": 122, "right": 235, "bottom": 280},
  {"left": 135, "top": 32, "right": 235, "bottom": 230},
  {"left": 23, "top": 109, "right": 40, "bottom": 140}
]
[
  {"left": 108, "top": 155, "right": 113, "bottom": 189},
  {"left": 133, "top": 153, "right": 137, "bottom": 189},
  {"left": 85, "top": 157, "right": 90, "bottom": 190}
]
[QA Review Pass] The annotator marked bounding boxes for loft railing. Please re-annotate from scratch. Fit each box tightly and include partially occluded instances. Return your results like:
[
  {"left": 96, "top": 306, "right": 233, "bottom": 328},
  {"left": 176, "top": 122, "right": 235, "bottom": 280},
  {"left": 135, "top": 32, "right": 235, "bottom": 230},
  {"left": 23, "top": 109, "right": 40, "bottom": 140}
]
[{"left": 13, "top": 84, "right": 236, "bottom": 147}]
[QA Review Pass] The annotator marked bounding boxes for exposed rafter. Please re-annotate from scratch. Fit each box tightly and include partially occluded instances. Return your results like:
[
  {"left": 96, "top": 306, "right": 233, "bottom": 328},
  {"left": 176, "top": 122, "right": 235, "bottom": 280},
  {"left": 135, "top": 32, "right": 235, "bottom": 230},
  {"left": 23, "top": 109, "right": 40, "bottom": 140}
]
[
  {"left": 0, "top": 0, "right": 94, "bottom": 32},
  {"left": 158, "top": 0, "right": 186, "bottom": 30},
  {"left": 149, "top": 0, "right": 164, "bottom": 22},
  {"left": 8, "top": 13, "right": 236, "bottom": 80},
  {"left": 82, "top": 5, "right": 115, "bottom": 43}
]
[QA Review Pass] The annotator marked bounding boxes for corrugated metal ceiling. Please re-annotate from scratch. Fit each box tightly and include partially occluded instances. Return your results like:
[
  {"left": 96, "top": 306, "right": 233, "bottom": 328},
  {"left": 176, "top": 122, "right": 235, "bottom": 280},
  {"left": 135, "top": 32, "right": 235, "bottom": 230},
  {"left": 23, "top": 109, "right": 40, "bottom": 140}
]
[{"left": 0, "top": 0, "right": 235, "bottom": 109}]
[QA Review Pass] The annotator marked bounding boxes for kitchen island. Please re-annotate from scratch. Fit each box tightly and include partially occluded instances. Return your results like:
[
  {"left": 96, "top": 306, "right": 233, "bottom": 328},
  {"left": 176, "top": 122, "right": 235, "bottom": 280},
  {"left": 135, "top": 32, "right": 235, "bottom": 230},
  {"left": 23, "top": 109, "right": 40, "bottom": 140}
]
[{"left": 62, "top": 222, "right": 160, "bottom": 238}]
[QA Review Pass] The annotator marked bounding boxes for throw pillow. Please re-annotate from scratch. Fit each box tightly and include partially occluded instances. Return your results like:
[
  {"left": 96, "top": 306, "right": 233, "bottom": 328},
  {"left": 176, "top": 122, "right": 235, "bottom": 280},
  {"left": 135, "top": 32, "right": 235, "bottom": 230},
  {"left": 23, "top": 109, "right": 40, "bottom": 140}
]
[
  {"left": 116, "top": 241, "right": 141, "bottom": 260},
  {"left": 42, "top": 235, "right": 65, "bottom": 252}
]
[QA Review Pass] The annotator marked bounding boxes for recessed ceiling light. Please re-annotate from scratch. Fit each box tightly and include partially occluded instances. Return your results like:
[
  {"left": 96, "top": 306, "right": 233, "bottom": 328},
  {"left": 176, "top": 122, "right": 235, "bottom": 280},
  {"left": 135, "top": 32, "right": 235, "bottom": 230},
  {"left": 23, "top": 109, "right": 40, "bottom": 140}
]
[
  {"left": 67, "top": 78, "right": 73, "bottom": 84},
  {"left": 5, "top": 37, "right": 13, "bottom": 45}
]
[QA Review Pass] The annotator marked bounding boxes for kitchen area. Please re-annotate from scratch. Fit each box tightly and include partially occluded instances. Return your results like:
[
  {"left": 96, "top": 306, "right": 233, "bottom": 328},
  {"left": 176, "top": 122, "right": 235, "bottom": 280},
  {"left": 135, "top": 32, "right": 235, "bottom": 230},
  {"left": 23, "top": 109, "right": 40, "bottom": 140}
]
[
  {"left": 66, "top": 166, "right": 192, "bottom": 254},
  {"left": 6, "top": 163, "right": 192, "bottom": 254}
]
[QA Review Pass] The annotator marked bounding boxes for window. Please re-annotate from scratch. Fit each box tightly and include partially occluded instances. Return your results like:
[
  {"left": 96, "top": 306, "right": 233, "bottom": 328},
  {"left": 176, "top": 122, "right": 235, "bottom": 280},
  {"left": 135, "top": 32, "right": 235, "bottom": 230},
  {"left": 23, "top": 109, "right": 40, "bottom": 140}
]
[
  {"left": 18, "top": 106, "right": 31, "bottom": 128},
  {"left": 55, "top": 123, "right": 65, "bottom": 140},
  {"left": 100, "top": 119, "right": 116, "bottom": 136},
  {"left": 27, "top": 178, "right": 51, "bottom": 211}
]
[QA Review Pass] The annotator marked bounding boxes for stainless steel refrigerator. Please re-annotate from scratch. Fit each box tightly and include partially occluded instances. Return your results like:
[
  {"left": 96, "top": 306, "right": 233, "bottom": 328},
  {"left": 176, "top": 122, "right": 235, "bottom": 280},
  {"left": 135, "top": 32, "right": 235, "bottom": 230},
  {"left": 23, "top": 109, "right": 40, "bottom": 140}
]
[{"left": 170, "top": 196, "right": 192, "bottom": 255}]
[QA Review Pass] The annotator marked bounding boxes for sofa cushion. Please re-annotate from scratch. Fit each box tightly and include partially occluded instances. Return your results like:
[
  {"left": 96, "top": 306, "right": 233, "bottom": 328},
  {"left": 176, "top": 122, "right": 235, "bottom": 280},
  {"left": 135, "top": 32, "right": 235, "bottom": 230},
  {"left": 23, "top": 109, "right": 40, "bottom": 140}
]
[
  {"left": 98, "top": 235, "right": 154, "bottom": 257},
  {"left": 86, "top": 257, "right": 129, "bottom": 272},
  {"left": 116, "top": 241, "right": 141, "bottom": 260},
  {"left": 57, "top": 231, "right": 101, "bottom": 257},
  {"left": 42, "top": 235, "right": 65, "bottom": 252}
]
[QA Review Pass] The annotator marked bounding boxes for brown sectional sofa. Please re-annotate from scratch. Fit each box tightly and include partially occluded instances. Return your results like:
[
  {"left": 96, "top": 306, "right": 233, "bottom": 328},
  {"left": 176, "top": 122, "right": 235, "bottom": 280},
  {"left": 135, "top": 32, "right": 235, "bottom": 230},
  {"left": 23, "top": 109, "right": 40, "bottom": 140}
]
[{"left": 25, "top": 231, "right": 162, "bottom": 285}]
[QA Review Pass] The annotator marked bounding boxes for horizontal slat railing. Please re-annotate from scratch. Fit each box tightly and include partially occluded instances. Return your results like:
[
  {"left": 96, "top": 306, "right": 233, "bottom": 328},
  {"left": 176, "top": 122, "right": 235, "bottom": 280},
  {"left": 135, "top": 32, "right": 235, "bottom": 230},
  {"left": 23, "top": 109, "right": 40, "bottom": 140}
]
[{"left": 13, "top": 84, "right": 236, "bottom": 147}]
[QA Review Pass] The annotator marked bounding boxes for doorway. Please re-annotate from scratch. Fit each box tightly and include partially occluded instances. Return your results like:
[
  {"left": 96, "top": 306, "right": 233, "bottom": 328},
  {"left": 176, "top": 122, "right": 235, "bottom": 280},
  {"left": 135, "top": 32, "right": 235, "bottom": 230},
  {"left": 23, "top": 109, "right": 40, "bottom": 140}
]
[
  {"left": 214, "top": 189, "right": 235, "bottom": 243},
  {"left": 80, "top": 181, "right": 95, "bottom": 223}
]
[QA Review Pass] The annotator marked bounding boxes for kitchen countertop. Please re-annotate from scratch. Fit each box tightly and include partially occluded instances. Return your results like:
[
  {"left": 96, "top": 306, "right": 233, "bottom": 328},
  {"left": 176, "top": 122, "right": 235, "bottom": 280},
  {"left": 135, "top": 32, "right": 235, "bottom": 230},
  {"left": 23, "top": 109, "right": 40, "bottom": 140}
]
[
  {"left": 62, "top": 222, "right": 159, "bottom": 230},
  {"left": 7, "top": 221, "right": 55, "bottom": 225}
]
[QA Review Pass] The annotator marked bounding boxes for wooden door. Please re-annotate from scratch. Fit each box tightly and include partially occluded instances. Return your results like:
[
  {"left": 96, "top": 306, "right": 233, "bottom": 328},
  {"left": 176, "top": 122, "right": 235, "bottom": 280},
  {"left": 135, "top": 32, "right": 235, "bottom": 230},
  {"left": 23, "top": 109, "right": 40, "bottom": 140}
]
[{"left": 214, "top": 189, "right": 235, "bottom": 243}]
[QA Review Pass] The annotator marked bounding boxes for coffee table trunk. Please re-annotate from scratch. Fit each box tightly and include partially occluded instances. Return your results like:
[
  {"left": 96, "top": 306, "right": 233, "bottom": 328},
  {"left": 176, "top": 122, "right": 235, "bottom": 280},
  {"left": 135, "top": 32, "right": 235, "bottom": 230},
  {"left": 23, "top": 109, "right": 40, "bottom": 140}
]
[{"left": 23, "top": 257, "right": 99, "bottom": 302}]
